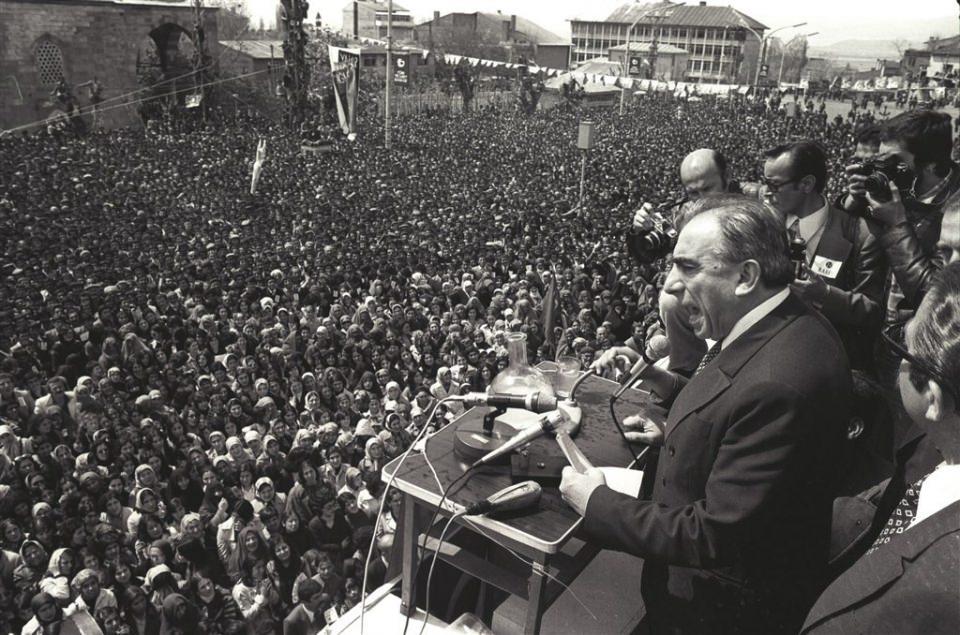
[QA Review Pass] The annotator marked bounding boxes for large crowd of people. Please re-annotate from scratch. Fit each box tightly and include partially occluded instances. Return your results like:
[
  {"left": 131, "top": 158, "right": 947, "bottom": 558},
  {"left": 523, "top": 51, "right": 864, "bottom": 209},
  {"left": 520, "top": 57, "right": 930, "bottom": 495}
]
[{"left": 0, "top": 90, "right": 956, "bottom": 635}]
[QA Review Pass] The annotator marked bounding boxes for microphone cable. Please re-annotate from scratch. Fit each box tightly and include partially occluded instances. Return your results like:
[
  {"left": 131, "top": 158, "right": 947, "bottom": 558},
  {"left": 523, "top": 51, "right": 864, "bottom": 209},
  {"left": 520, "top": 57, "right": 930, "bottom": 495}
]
[
  {"left": 419, "top": 509, "right": 466, "bottom": 635},
  {"left": 401, "top": 465, "right": 476, "bottom": 635},
  {"left": 359, "top": 396, "right": 458, "bottom": 635}
]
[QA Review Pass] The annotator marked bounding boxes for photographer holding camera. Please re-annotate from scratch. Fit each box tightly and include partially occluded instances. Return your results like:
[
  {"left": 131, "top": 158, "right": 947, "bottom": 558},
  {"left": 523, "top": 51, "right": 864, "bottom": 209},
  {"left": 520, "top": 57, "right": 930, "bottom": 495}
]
[
  {"left": 627, "top": 149, "right": 741, "bottom": 376},
  {"left": 841, "top": 111, "right": 960, "bottom": 323}
]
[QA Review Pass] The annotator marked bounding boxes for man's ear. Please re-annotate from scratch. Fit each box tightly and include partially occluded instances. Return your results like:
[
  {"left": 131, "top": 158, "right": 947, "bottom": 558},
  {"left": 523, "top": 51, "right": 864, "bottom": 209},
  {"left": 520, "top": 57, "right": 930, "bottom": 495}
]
[
  {"left": 924, "top": 380, "right": 953, "bottom": 421},
  {"left": 734, "top": 260, "right": 762, "bottom": 297}
]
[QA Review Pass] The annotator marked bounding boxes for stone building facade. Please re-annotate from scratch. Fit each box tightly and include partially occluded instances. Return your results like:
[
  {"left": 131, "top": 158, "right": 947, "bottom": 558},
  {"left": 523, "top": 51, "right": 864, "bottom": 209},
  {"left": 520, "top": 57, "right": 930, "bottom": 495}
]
[{"left": 0, "top": 0, "right": 218, "bottom": 131}]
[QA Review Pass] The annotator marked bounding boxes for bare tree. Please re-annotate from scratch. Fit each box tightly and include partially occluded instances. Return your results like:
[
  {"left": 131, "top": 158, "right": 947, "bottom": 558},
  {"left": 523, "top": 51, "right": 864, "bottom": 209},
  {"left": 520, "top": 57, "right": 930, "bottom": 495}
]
[
  {"left": 208, "top": 0, "right": 252, "bottom": 41},
  {"left": 891, "top": 38, "right": 911, "bottom": 57}
]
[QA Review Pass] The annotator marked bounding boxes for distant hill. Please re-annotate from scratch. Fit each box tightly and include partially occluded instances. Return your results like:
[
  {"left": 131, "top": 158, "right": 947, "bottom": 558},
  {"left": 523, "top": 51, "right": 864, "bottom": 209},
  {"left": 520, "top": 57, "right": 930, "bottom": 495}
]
[{"left": 809, "top": 39, "right": 918, "bottom": 62}]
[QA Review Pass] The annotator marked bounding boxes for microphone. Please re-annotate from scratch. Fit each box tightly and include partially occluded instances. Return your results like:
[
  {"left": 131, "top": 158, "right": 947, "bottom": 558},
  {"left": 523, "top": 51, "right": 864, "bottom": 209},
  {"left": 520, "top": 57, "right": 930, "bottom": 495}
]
[
  {"left": 465, "top": 481, "right": 542, "bottom": 515},
  {"left": 612, "top": 334, "right": 670, "bottom": 400},
  {"left": 473, "top": 410, "right": 564, "bottom": 467},
  {"left": 454, "top": 390, "right": 558, "bottom": 414}
]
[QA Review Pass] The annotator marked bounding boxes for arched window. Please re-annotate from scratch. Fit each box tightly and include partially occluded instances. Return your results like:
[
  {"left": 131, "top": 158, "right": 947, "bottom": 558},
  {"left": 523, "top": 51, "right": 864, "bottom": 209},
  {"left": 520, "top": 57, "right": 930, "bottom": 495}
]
[{"left": 35, "top": 40, "right": 65, "bottom": 86}]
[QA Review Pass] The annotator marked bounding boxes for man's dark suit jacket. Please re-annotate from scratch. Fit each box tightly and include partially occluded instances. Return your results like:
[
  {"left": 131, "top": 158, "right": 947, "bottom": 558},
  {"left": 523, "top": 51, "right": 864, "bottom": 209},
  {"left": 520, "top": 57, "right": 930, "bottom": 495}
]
[
  {"left": 803, "top": 500, "right": 960, "bottom": 634},
  {"left": 583, "top": 293, "right": 851, "bottom": 634},
  {"left": 283, "top": 604, "right": 326, "bottom": 635},
  {"left": 806, "top": 208, "right": 886, "bottom": 372}
]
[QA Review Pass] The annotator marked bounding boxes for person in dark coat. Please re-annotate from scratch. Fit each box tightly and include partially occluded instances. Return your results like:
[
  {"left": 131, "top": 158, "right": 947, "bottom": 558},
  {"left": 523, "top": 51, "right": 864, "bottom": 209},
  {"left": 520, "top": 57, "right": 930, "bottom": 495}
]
[
  {"left": 801, "top": 262, "right": 960, "bottom": 634},
  {"left": 565, "top": 198, "right": 852, "bottom": 634}
]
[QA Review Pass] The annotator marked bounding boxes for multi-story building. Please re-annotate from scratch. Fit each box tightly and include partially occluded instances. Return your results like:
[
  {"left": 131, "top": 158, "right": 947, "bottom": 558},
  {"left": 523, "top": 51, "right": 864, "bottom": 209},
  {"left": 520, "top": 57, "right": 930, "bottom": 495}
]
[
  {"left": 341, "top": 0, "right": 414, "bottom": 42},
  {"left": 412, "top": 10, "right": 562, "bottom": 63},
  {"left": 608, "top": 42, "right": 688, "bottom": 82},
  {"left": 570, "top": 1, "right": 766, "bottom": 83}
]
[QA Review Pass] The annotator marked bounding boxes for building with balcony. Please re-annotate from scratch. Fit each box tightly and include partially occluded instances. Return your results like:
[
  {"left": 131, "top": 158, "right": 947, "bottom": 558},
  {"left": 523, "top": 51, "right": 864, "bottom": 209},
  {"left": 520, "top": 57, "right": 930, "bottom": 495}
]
[
  {"left": 341, "top": 0, "right": 414, "bottom": 42},
  {"left": 570, "top": 1, "right": 766, "bottom": 83}
]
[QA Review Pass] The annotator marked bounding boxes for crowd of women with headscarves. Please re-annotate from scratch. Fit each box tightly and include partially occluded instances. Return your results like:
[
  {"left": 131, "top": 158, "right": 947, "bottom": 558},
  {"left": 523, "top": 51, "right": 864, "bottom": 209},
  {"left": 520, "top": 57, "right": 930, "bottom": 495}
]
[{"left": 0, "top": 93, "right": 872, "bottom": 634}]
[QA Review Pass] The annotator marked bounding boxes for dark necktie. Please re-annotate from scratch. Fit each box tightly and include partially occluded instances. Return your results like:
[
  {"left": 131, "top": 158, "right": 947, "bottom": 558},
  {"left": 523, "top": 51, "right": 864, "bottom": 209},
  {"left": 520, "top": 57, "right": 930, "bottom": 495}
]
[
  {"left": 694, "top": 341, "right": 722, "bottom": 376},
  {"left": 787, "top": 217, "right": 801, "bottom": 242},
  {"left": 866, "top": 474, "right": 928, "bottom": 554}
]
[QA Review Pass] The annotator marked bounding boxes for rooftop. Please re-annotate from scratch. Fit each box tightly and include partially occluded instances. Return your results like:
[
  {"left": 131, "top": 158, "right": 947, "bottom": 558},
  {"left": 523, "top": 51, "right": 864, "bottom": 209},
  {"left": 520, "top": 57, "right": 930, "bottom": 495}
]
[
  {"left": 417, "top": 11, "right": 562, "bottom": 44},
  {"left": 348, "top": 0, "right": 409, "bottom": 11},
  {"left": 218, "top": 40, "right": 284, "bottom": 60},
  {"left": 609, "top": 42, "right": 688, "bottom": 54},
  {"left": 602, "top": 2, "right": 767, "bottom": 31}
]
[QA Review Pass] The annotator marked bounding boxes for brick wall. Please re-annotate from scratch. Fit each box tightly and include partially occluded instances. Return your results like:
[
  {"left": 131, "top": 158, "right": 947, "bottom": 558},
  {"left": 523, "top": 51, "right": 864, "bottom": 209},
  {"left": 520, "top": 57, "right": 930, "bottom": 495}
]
[{"left": 0, "top": 0, "right": 219, "bottom": 131}]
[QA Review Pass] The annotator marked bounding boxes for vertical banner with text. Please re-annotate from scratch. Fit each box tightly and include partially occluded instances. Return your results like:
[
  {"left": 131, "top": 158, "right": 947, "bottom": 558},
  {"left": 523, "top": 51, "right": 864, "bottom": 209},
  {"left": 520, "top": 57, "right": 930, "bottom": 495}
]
[
  {"left": 329, "top": 45, "right": 361, "bottom": 134},
  {"left": 393, "top": 54, "right": 409, "bottom": 85}
]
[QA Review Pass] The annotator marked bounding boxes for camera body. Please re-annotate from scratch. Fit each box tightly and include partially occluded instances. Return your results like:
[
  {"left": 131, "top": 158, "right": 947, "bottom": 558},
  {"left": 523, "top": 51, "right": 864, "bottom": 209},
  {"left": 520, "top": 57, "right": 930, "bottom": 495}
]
[
  {"left": 627, "top": 211, "right": 678, "bottom": 264},
  {"left": 846, "top": 155, "right": 911, "bottom": 208}
]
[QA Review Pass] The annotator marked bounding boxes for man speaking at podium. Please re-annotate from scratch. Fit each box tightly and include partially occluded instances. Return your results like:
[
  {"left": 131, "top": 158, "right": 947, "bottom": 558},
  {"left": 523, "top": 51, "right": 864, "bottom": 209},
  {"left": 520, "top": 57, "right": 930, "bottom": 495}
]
[{"left": 561, "top": 198, "right": 852, "bottom": 634}]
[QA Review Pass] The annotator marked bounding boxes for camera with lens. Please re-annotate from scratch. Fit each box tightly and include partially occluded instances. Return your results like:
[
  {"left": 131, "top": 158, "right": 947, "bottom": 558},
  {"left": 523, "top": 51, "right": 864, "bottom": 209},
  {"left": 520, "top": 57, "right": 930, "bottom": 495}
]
[
  {"left": 846, "top": 155, "right": 911, "bottom": 207},
  {"left": 626, "top": 210, "right": 678, "bottom": 264}
]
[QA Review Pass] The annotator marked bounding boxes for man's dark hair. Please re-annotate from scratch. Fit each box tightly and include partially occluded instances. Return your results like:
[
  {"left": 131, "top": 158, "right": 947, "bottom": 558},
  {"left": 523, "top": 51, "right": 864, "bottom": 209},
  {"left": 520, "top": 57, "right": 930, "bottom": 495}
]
[
  {"left": 297, "top": 578, "right": 323, "bottom": 603},
  {"left": 908, "top": 261, "right": 960, "bottom": 401},
  {"left": 853, "top": 123, "right": 881, "bottom": 148},
  {"left": 764, "top": 140, "right": 828, "bottom": 194},
  {"left": 687, "top": 197, "right": 794, "bottom": 288},
  {"left": 880, "top": 110, "right": 953, "bottom": 170}
]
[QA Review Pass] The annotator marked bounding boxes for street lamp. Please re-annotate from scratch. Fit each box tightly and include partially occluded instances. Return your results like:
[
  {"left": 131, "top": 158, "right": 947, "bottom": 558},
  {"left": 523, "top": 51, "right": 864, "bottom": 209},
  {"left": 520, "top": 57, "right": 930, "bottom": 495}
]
[
  {"left": 619, "top": 1, "right": 677, "bottom": 114},
  {"left": 732, "top": 11, "right": 806, "bottom": 89},
  {"left": 777, "top": 32, "right": 818, "bottom": 85}
]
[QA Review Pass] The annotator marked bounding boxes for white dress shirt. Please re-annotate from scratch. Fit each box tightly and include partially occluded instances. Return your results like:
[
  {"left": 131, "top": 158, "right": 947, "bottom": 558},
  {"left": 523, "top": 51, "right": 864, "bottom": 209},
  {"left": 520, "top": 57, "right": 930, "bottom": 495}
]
[
  {"left": 913, "top": 462, "right": 960, "bottom": 527},
  {"left": 722, "top": 288, "right": 790, "bottom": 351},
  {"left": 786, "top": 200, "right": 830, "bottom": 263}
]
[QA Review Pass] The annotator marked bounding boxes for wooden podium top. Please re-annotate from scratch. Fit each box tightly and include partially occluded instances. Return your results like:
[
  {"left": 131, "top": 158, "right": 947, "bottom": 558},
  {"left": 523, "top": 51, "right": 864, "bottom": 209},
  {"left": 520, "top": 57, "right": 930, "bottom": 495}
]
[{"left": 382, "top": 373, "right": 652, "bottom": 553}]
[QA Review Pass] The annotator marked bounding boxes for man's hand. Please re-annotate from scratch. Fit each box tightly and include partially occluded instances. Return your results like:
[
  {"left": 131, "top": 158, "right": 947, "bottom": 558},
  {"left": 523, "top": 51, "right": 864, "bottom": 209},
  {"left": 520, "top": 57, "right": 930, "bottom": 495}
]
[
  {"left": 843, "top": 163, "right": 870, "bottom": 200},
  {"left": 622, "top": 413, "right": 664, "bottom": 446},
  {"left": 632, "top": 202, "right": 655, "bottom": 230},
  {"left": 559, "top": 466, "right": 606, "bottom": 516},
  {"left": 866, "top": 182, "right": 908, "bottom": 228},
  {"left": 790, "top": 265, "right": 829, "bottom": 304},
  {"left": 590, "top": 346, "right": 638, "bottom": 376}
]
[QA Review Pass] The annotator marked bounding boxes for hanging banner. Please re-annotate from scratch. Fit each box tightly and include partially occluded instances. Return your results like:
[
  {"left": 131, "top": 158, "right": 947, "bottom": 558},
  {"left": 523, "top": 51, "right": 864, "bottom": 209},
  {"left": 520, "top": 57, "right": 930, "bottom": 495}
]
[
  {"left": 393, "top": 54, "right": 409, "bottom": 85},
  {"left": 329, "top": 45, "right": 360, "bottom": 135},
  {"left": 628, "top": 56, "right": 643, "bottom": 76}
]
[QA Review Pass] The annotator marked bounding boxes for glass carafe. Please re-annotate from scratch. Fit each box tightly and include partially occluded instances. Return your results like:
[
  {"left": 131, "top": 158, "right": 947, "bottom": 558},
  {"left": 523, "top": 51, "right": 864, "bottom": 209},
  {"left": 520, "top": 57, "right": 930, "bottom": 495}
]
[{"left": 489, "top": 332, "right": 553, "bottom": 396}]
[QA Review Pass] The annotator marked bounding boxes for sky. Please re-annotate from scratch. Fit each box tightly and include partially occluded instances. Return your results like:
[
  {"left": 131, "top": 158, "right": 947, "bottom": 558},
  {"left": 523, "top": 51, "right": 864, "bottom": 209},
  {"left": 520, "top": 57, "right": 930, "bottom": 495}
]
[{"left": 243, "top": 0, "right": 958, "bottom": 46}]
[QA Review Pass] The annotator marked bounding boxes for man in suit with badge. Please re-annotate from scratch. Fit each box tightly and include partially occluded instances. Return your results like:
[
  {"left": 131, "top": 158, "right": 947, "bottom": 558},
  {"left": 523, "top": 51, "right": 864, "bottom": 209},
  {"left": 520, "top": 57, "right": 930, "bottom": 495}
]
[
  {"left": 563, "top": 198, "right": 852, "bottom": 634},
  {"left": 761, "top": 140, "right": 887, "bottom": 372}
]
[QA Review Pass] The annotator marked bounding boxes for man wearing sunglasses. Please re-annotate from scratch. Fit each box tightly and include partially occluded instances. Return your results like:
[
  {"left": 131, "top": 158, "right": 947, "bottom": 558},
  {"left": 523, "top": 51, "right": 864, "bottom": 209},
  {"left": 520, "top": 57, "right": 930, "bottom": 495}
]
[
  {"left": 761, "top": 140, "right": 886, "bottom": 373},
  {"left": 802, "top": 262, "right": 960, "bottom": 634}
]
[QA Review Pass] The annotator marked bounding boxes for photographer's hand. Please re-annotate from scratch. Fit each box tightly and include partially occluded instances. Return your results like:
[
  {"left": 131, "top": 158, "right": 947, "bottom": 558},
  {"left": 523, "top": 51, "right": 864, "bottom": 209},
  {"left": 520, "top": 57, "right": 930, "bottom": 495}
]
[
  {"left": 866, "top": 182, "right": 908, "bottom": 228},
  {"left": 632, "top": 202, "right": 655, "bottom": 231}
]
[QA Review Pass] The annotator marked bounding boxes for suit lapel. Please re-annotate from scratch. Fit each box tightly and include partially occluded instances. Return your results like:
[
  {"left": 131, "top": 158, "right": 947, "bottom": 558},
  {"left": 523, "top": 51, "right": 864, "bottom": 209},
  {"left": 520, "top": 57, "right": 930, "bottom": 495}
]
[
  {"left": 665, "top": 294, "right": 802, "bottom": 439},
  {"left": 803, "top": 501, "right": 960, "bottom": 631},
  {"left": 665, "top": 366, "right": 729, "bottom": 438},
  {"left": 811, "top": 211, "right": 852, "bottom": 283}
]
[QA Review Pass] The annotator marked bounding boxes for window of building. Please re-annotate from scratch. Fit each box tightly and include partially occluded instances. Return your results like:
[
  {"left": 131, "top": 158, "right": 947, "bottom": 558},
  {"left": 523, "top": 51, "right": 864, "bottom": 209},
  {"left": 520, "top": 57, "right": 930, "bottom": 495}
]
[
  {"left": 696, "top": 29, "right": 705, "bottom": 39},
  {"left": 677, "top": 29, "right": 687, "bottom": 38},
  {"left": 35, "top": 40, "right": 64, "bottom": 87}
]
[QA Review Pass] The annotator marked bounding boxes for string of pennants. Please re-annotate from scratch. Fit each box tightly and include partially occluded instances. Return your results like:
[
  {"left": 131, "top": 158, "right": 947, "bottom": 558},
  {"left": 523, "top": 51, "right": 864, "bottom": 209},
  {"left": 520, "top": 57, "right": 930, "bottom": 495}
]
[{"left": 346, "top": 35, "right": 748, "bottom": 95}]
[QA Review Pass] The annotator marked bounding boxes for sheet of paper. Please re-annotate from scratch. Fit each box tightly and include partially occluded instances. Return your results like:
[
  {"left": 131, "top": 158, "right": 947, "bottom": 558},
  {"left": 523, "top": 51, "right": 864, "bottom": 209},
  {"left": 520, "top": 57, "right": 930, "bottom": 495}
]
[{"left": 599, "top": 467, "right": 645, "bottom": 499}]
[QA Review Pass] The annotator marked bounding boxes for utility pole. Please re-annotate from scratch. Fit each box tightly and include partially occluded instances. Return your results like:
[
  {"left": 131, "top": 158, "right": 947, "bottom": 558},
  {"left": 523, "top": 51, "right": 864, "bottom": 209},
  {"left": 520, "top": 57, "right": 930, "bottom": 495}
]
[
  {"left": 280, "top": 0, "right": 310, "bottom": 124},
  {"left": 191, "top": 0, "right": 208, "bottom": 121},
  {"left": 619, "top": 2, "right": 676, "bottom": 115},
  {"left": 385, "top": 0, "right": 393, "bottom": 149}
]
